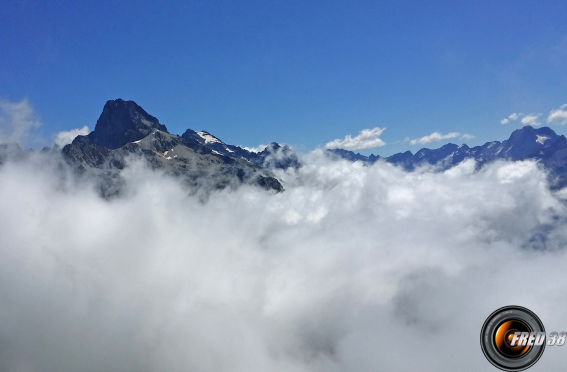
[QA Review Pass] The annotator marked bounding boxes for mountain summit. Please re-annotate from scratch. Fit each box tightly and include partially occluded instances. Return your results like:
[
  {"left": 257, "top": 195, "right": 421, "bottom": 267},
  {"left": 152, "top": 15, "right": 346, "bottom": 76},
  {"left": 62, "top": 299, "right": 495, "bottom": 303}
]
[
  {"left": 88, "top": 99, "right": 168, "bottom": 149},
  {"left": 61, "top": 99, "right": 286, "bottom": 196}
]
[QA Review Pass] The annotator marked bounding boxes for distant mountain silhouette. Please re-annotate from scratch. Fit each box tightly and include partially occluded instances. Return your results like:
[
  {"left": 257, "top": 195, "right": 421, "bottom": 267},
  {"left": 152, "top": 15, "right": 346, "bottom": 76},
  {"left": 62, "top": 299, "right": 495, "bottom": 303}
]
[{"left": 327, "top": 125, "right": 567, "bottom": 188}]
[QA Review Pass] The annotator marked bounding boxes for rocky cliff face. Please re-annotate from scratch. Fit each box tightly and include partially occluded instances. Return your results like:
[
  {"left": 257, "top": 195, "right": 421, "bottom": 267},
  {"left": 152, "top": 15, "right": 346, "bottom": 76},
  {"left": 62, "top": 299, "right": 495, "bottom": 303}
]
[{"left": 87, "top": 99, "right": 168, "bottom": 149}]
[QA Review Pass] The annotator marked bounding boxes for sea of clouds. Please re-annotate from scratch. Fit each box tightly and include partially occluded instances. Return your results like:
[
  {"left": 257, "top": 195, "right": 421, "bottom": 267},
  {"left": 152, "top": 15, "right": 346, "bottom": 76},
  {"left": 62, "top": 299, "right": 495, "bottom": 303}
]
[{"left": 1, "top": 150, "right": 567, "bottom": 371}]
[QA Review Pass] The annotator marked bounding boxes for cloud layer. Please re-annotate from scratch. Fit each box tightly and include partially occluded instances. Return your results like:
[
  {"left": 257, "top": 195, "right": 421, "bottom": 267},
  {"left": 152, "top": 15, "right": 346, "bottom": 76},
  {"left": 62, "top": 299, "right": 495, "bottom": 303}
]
[
  {"left": 324, "top": 127, "right": 386, "bottom": 150},
  {"left": 1, "top": 152, "right": 567, "bottom": 371}
]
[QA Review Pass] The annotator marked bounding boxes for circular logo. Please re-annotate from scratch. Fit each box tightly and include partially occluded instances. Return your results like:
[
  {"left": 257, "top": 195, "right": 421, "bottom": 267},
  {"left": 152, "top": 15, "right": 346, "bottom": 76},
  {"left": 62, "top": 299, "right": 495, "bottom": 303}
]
[{"left": 480, "top": 306, "right": 546, "bottom": 371}]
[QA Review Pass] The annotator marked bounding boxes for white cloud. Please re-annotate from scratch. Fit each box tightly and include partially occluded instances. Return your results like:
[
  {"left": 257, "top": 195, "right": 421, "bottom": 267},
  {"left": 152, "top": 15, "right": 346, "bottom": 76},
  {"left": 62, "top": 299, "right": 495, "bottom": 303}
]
[
  {"left": 0, "top": 98, "right": 41, "bottom": 145},
  {"left": 54, "top": 126, "right": 89, "bottom": 147},
  {"left": 242, "top": 144, "right": 268, "bottom": 153},
  {"left": 501, "top": 104, "right": 567, "bottom": 127},
  {"left": 500, "top": 112, "right": 542, "bottom": 126},
  {"left": 324, "top": 127, "right": 386, "bottom": 150},
  {"left": 547, "top": 104, "right": 567, "bottom": 125},
  {"left": 521, "top": 113, "right": 542, "bottom": 126},
  {"left": 408, "top": 131, "right": 460, "bottom": 145},
  {"left": 500, "top": 112, "right": 522, "bottom": 125},
  {"left": 461, "top": 133, "right": 475, "bottom": 141},
  {"left": 2, "top": 152, "right": 567, "bottom": 371}
]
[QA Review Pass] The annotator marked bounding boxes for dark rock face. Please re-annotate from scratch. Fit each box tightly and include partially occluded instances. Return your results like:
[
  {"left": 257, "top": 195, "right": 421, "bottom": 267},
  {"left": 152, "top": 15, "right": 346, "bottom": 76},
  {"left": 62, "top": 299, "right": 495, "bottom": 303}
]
[
  {"left": 257, "top": 174, "right": 284, "bottom": 192},
  {"left": 61, "top": 99, "right": 284, "bottom": 195},
  {"left": 63, "top": 135, "right": 110, "bottom": 168},
  {"left": 327, "top": 126, "right": 567, "bottom": 188},
  {"left": 387, "top": 151, "right": 415, "bottom": 171},
  {"left": 499, "top": 125, "right": 556, "bottom": 161},
  {"left": 87, "top": 99, "right": 168, "bottom": 149}
]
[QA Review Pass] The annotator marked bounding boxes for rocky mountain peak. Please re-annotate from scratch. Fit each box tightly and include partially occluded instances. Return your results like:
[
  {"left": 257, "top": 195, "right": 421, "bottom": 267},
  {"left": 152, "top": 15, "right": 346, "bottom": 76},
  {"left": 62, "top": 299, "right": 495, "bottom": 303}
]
[
  {"left": 501, "top": 126, "right": 560, "bottom": 160},
  {"left": 87, "top": 99, "right": 168, "bottom": 149},
  {"left": 507, "top": 125, "right": 555, "bottom": 141},
  {"left": 61, "top": 99, "right": 284, "bottom": 195}
]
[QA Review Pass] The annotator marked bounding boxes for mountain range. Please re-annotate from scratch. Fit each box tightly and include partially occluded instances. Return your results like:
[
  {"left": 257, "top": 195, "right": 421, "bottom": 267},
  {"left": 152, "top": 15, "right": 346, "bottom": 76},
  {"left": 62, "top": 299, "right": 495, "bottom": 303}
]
[
  {"left": 60, "top": 99, "right": 299, "bottom": 196},
  {"left": 2, "top": 98, "right": 567, "bottom": 194},
  {"left": 327, "top": 125, "right": 567, "bottom": 189}
]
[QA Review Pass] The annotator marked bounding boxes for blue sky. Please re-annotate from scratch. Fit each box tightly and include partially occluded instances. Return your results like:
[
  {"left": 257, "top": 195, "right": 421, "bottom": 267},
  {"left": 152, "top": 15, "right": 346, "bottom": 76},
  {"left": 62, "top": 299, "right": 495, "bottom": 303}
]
[{"left": 1, "top": 0, "right": 567, "bottom": 155}]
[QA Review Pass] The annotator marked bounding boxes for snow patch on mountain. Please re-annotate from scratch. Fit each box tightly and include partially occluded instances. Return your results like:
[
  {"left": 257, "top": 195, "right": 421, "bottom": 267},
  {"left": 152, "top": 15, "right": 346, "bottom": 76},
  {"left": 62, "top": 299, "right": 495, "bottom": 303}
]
[
  {"left": 197, "top": 131, "right": 222, "bottom": 144},
  {"left": 536, "top": 135, "right": 549, "bottom": 144}
]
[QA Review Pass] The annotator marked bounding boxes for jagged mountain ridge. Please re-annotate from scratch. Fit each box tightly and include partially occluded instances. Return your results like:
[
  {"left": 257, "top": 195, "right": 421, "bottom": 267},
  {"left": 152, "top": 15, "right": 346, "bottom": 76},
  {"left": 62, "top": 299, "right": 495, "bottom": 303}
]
[
  {"left": 327, "top": 125, "right": 567, "bottom": 188},
  {"left": 61, "top": 99, "right": 285, "bottom": 195},
  {"left": 2, "top": 99, "right": 567, "bottom": 192},
  {"left": 181, "top": 129, "right": 300, "bottom": 169}
]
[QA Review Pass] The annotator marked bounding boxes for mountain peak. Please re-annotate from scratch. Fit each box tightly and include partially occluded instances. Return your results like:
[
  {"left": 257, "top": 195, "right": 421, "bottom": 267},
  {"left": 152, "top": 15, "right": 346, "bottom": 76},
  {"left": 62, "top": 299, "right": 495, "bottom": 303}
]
[
  {"left": 500, "top": 125, "right": 559, "bottom": 160},
  {"left": 509, "top": 125, "right": 557, "bottom": 139},
  {"left": 87, "top": 99, "right": 168, "bottom": 149}
]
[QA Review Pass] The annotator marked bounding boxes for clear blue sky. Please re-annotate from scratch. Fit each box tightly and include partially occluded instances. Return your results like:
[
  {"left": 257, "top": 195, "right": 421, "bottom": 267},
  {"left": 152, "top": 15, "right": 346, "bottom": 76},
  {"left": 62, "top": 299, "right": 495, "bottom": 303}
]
[{"left": 1, "top": 0, "right": 567, "bottom": 154}]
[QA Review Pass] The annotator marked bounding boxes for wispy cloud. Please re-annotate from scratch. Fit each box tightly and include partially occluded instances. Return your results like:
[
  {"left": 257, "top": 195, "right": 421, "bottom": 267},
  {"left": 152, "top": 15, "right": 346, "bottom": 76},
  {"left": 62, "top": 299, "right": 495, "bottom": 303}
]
[
  {"left": 521, "top": 114, "right": 542, "bottom": 126},
  {"left": 500, "top": 112, "right": 541, "bottom": 126},
  {"left": 406, "top": 131, "right": 473, "bottom": 145},
  {"left": 548, "top": 104, "right": 567, "bottom": 125},
  {"left": 324, "top": 127, "right": 386, "bottom": 150},
  {"left": 54, "top": 126, "right": 89, "bottom": 147},
  {"left": 0, "top": 98, "right": 41, "bottom": 145},
  {"left": 501, "top": 113, "right": 522, "bottom": 125}
]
